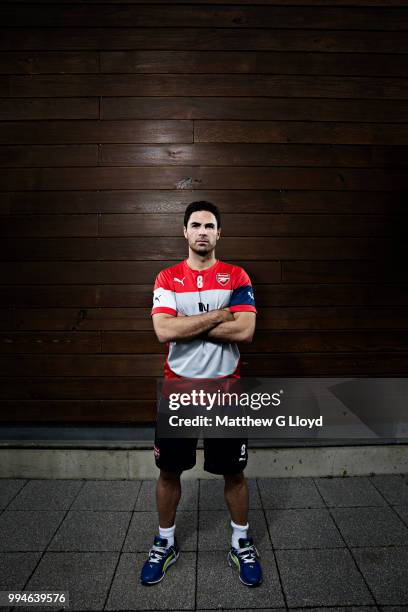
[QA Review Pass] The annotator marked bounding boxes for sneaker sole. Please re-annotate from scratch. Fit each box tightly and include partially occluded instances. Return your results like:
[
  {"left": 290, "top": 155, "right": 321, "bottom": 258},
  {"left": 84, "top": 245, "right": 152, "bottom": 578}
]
[
  {"left": 227, "top": 551, "right": 263, "bottom": 588},
  {"left": 140, "top": 551, "right": 180, "bottom": 586}
]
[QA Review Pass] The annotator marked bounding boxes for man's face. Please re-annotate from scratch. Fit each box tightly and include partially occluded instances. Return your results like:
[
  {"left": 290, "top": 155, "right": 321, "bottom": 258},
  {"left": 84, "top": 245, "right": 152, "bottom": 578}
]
[{"left": 183, "top": 210, "right": 220, "bottom": 255}]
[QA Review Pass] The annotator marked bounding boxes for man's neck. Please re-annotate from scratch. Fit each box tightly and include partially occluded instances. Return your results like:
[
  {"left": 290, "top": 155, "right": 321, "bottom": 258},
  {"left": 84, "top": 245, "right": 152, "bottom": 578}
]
[{"left": 186, "top": 250, "right": 217, "bottom": 271}]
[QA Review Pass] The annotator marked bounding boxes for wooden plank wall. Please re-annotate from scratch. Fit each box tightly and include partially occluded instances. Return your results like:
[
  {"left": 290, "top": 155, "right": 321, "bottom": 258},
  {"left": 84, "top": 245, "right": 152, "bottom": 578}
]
[{"left": 0, "top": 1, "right": 407, "bottom": 424}]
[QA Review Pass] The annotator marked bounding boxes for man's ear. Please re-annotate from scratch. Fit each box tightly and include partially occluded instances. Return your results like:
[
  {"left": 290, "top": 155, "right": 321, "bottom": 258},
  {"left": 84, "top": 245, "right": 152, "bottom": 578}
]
[
  {"left": 217, "top": 228, "right": 221, "bottom": 239},
  {"left": 183, "top": 226, "right": 187, "bottom": 239}
]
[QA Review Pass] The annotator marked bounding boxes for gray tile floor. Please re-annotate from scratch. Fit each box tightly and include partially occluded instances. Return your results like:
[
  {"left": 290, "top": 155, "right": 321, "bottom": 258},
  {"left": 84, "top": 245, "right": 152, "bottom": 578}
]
[{"left": 0, "top": 475, "right": 408, "bottom": 611}]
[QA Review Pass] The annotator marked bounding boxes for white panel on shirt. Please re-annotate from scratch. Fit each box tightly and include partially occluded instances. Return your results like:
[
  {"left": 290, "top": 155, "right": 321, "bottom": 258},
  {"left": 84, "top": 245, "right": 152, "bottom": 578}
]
[
  {"left": 175, "top": 288, "right": 231, "bottom": 315},
  {"left": 153, "top": 287, "right": 177, "bottom": 311}
]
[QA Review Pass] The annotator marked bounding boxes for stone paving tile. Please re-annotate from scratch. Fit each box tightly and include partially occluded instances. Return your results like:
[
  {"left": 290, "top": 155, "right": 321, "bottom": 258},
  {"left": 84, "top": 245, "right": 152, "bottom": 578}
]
[
  {"left": 332, "top": 507, "right": 408, "bottom": 547},
  {"left": 369, "top": 475, "right": 408, "bottom": 505},
  {"left": 199, "top": 509, "right": 271, "bottom": 552},
  {"left": 0, "top": 552, "right": 41, "bottom": 589},
  {"left": 71, "top": 479, "right": 141, "bottom": 511},
  {"left": 393, "top": 505, "right": 408, "bottom": 527},
  {"left": 0, "top": 480, "right": 27, "bottom": 510},
  {"left": 196, "top": 549, "right": 284, "bottom": 609},
  {"left": 48, "top": 511, "right": 131, "bottom": 552},
  {"left": 135, "top": 479, "right": 198, "bottom": 511},
  {"left": 105, "top": 552, "right": 196, "bottom": 610},
  {"left": 266, "top": 508, "right": 344, "bottom": 549},
  {"left": 352, "top": 547, "right": 408, "bottom": 606},
  {"left": 258, "top": 477, "right": 324, "bottom": 509},
  {"left": 123, "top": 510, "right": 197, "bottom": 552},
  {"left": 314, "top": 476, "right": 387, "bottom": 507},
  {"left": 24, "top": 552, "right": 118, "bottom": 611},
  {"left": 7, "top": 479, "right": 83, "bottom": 511},
  {"left": 276, "top": 548, "right": 375, "bottom": 607},
  {"left": 0, "top": 511, "right": 64, "bottom": 551},
  {"left": 199, "top": 478, "right": 261, "bottom": 509}
]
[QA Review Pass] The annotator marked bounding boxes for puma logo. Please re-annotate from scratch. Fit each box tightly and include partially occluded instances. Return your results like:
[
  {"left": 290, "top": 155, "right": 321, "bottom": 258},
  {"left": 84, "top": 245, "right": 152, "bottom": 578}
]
[{"left": 174, "top": 277, "right": 185, "bottom": 286}]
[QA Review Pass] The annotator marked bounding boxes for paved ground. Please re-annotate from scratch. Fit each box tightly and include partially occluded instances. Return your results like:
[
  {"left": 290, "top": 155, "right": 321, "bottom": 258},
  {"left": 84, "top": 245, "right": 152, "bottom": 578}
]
[{"left": 0, "top": 475, "right": 408, "bottom": 611}]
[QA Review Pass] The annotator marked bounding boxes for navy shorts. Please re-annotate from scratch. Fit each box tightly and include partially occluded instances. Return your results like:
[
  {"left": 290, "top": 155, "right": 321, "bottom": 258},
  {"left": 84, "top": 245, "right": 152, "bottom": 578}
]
[{"left": 154, "top": 431, "right": 248, "bottom": 475}]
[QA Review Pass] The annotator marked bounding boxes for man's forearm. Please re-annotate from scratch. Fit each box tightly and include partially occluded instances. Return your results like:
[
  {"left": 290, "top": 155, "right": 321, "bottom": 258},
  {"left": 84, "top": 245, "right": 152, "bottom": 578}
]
[
  {"left": 155, "top": 309, "right": 232, "bottom": 343},
  {"left": 206, "top": 320, "right": 253, "bottom": 343}
]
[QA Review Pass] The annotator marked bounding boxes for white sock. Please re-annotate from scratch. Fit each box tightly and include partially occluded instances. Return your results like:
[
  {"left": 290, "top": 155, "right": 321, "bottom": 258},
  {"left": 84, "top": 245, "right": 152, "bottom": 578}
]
[
  {"left": 231, "top": 520, "right": 249, "bottom": 550},
  {"left": 159, "top": 524, "right": 175, "bottom": 547}
]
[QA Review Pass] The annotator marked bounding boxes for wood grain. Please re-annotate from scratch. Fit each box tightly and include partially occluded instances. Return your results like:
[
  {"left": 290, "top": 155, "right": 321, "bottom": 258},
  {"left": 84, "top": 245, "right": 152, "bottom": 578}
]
[
  {"left": 1, "top": 1, "right": 407, "bottom": 423},
  {"left": 1, "top": 29, "right": 408, "bottom": 53},
  {"left": 6, "top": 74, "right": 408, "bottom": 99},
  {"left": 2, "top": 6, "right": 407, "bottom": 29}
]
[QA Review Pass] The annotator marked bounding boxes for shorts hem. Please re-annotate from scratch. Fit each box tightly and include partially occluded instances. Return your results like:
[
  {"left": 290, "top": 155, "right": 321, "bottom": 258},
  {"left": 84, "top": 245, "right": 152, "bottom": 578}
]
[{"left": 204, "top": 463, "right": 247, "bottom": 476}]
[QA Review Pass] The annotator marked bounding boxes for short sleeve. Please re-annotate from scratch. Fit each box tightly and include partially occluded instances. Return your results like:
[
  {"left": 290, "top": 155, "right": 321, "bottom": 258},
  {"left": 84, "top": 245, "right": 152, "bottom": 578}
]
[
  {"left": 151, "top": 270, "right": 177, "bottom": 317},
  {"left": 229, "top": 267, "right": 257, "bottom": 314}
]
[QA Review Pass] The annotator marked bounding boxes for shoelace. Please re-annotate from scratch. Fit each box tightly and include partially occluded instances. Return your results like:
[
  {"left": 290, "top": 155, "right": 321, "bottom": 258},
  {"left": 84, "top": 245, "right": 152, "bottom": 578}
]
[
  {"left": 237, "top": 544, "right": 259, "bottom": 564},
  {"left": 148, "top": 544, "right": 168, "bottom": 564}
]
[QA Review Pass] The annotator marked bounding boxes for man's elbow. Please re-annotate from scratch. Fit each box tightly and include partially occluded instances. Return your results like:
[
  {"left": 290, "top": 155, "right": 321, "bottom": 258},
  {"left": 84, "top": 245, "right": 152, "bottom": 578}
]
[
  {"left": 239, "top": 329, "right": 254, "bottom": 343},
  {"left": 154, "top": 327, "right": 171, "bottom": 343}
]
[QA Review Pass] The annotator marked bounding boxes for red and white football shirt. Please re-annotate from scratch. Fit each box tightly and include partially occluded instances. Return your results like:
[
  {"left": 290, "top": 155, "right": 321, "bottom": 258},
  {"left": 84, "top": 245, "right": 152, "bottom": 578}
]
[{"left": 151, "top": 259, "right": 257, "bottom": 379}]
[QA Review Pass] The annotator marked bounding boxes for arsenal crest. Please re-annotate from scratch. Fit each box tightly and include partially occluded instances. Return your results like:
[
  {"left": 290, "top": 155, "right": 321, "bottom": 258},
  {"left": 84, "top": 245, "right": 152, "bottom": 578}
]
[{"left": 216, "top": 273, "right": 230, "bottom": 286}]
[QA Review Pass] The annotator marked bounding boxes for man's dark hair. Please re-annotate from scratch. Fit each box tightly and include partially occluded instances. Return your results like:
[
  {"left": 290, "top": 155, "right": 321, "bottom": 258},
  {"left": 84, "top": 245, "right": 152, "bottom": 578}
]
[{"left": 184, "top": 201, "right": 221, "bottom": 229}]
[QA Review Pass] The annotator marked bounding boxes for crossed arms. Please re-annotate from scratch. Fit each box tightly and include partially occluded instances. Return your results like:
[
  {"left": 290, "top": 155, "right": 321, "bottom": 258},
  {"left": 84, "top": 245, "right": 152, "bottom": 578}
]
[{"left": 152, "top": 309, "right": 256, "bottom": 344}]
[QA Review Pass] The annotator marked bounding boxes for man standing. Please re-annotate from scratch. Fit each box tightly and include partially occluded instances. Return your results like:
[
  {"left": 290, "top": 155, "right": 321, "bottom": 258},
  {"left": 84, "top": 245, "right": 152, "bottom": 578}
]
[{"left": 140, "top": 201, "right": 262, "bottom": 587}]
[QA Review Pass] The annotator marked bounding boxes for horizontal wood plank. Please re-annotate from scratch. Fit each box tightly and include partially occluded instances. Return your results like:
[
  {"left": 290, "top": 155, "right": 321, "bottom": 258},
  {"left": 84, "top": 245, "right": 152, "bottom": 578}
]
[
  {"left": 0, "top": 98, "right": 99, "bottom": 120},
  {"left": 282, "top": 260, "right": 399, "bottom": 282},
  {"left": 0, "top": 145, "right": 98, "bottom": 167},
  {"left": 2, "top": 6, "right": 408, "bottom": 29},
  {"left": 0, "top": 215, "right": 98, "bottom": 237},
  {"left": 0, "top": 332, "right": 101, "bottom": 354},
  {"left": 3, "top": 189, "right": 397, "bottom": 215},
  {"left": 0, "top": 120, "right": 192, "bottom": 144},
  {"left": 194, "top": 121, "right": 408, "bottom": 145},
  {"left": 99, "top": 144, "right": 408, "bottom": 168},
  {"left": 3, "top": 120, "right": 408, "bottom": 146},
  {"left": 0, "top": 399, "right": 155, "bottom": 423},
  {"left": 0, "top": 167, "right": 403, "bottom": 191},
  {"left": 102, "top": 97, "right": 408, "bottom": 122},
  {"left": 0, "top": 51, "right": 99, "bottom": 74},
  {"left": 6, "top": 74, "right": 408, "bottom": 99},
  {"left": 100, "top": 51, "right": 408, "bottom": 77},
  {"left": 0, "top": 377, "right": 156, "bottom": 399},
  {"left": 1, "top": 29, "right": 408, "bottom": 53}
]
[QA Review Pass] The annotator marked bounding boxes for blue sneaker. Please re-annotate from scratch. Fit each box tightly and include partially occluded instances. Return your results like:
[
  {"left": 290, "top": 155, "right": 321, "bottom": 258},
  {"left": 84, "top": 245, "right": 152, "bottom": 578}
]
[
  {"left": 140, "top": 536, "right": 179, "bottom": 585},
  {"left": 228, "top": 537, "right": 263, "bottom": 587}
]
